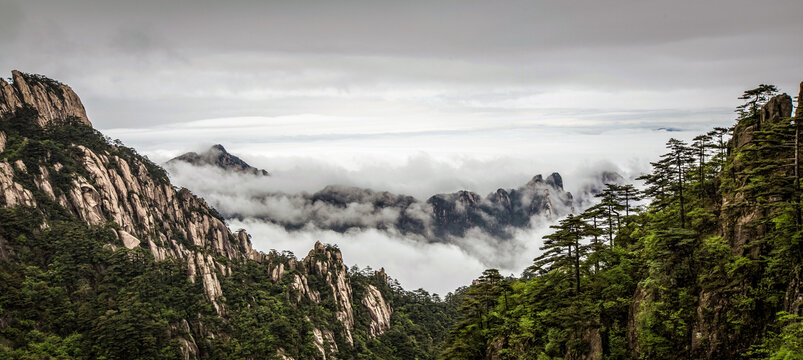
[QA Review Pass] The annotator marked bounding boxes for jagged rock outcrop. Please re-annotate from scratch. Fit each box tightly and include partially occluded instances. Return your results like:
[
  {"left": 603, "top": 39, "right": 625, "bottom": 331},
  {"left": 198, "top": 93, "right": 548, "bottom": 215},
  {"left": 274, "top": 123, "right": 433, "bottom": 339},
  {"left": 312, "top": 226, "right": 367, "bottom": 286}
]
[
  {"left": 0, "top": 73, "right": 258, "bottom": 315},
  {"left": 733, "top": 93, "right": 793, "bottom": 148},
  {"left": 0, "top": 161, "right": 35, "bottom": 207},
  {"left": 361, "top": 284, "right": 392, "bottom": 338},
  {"left": 428, "top": 172, "right": 573, "bottom": 238},
  {"left": 0, "top": 70, "right": 90, "bottom": 127},
  {"left": 311, "top": 327, "right": 338, "bottom": 359},
  {"left": 229, "top": 171, "right": 579, "bottom": 244},
  {"left": 727, "top": 93, "right": 794, "bottom": 256},
  {"left": 304, "top": 241, "right": 356, "bottom": 345},
  {"left": 0, "top": 141, "right": 248, "bottom": 314},
  {"left": 169, "top": 319, "right": 200, "bottom": 360},
  {"left": 166, "top": 144, "right": 269, "bottom": 176},
  {"left": 759, "top": 93, "right": 794, "bottom": 128},
  {"left": 291, "top": 273, "right": 321, "bottom": 303},
  {"left": 260, "top": 242, "right": 394, "bottom": 358}
]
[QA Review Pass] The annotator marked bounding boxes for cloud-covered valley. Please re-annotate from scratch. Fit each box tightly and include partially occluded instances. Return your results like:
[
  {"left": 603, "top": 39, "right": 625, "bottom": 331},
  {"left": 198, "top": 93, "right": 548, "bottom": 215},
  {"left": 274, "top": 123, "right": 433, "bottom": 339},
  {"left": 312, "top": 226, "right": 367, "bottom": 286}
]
[{"left": 164, "top": 150, "right": 630, "bottom": 295}]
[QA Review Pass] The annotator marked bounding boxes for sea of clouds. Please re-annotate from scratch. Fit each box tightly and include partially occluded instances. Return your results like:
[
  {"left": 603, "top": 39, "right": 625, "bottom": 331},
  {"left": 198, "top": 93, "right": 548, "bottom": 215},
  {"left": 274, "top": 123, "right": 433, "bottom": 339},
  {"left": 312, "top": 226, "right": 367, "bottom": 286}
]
[{"left": 163, "top": 152, "right": 648, "bottom": 295}]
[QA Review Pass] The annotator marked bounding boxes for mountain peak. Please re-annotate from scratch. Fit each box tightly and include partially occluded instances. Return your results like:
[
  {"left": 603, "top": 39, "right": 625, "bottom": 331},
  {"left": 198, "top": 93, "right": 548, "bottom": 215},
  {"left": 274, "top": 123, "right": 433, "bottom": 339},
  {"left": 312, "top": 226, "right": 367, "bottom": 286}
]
[
  {"left": 167, "top": 144, "right": 270, "bottom": 176},
  {"left": 528, "top": 174, "right": 544, "bottom": 185},
  {"left": 525, "top": 173, "right": 563, "bottom": 189},
  {"left": 546, "top": 172, "right": 563, "bottom": 189},
  {"left": 0, "top": 70, "right": 90, "bottom": 127}
]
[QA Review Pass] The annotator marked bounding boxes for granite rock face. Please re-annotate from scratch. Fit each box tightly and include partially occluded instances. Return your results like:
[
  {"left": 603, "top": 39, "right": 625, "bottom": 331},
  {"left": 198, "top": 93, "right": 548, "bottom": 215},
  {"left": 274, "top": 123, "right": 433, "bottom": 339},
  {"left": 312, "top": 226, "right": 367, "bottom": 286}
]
[
  {"left": 304, "top": 241, "right": 356, "bottom": 345},
  {"left": 733, "top": 93, "right": 793, "bottom": 148},
  {"left": 0, "top": 70, "right": 90, "bottom": 127},
  {"left": 0, "top": 134, "right": 248, "bottom": 315},
  {"left": 362, "top": 284, "right": 393, "bottom": 338},
  {"left": 759, "top": 93, "right": 793, "bottom": 127}
]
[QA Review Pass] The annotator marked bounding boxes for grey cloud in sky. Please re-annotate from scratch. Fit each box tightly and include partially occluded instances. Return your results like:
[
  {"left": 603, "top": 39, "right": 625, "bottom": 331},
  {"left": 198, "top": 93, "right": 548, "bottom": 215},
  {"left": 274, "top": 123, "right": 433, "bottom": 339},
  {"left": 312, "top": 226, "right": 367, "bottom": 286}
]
[
  {"left": 9, "top": 0, "right": 800, "bottom": 53},
  {"left": 1, "top": 0, "right": 801, "bottom": 131}
]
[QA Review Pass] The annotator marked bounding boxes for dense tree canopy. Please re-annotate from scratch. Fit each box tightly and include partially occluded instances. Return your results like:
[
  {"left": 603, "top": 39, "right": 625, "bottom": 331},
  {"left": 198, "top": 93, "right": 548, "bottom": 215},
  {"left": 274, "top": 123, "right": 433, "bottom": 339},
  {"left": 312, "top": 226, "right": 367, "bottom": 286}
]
[{"left": 439, "top": 85, "right": 803, "bottom": 359}]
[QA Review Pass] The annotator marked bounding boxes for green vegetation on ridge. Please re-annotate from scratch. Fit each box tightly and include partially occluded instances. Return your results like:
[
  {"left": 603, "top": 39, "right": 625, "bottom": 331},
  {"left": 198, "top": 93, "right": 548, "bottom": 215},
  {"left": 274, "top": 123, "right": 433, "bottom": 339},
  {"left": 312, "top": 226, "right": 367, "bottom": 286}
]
[
  {"left": 438, "top": 85, "right": 803, "bottom": 359},
  {"left": 0, "top": 106, "right": 458, "bottom": 359}
]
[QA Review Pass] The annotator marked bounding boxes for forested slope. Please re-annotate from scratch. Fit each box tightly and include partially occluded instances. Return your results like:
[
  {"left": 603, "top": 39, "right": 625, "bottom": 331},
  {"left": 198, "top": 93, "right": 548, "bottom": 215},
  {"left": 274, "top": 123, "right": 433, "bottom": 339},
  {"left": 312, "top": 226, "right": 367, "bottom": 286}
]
[
  {"left": 439, "top": 84, "right": 803, "bottom": 359},
  {"left": 0, "top": 71, "right": 455, "bottom": 359}
]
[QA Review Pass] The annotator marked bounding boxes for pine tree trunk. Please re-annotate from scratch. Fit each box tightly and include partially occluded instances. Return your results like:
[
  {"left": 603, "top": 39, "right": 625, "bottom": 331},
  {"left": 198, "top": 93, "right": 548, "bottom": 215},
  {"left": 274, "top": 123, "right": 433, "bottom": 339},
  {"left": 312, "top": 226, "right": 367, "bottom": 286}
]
[
  {"left": 574, "top": 237, "right": 581, "bottom": 296},
  {"left": 608, "top": 208, "right": 614, "bottom": 247},
  {"left": 677, "top": 153, "right": 685, "bottom": 228},
  {"left": 796, "top": 120, "right": 801, "bottom": 229},
  {"left": 593, "top": 216, "right": 599, "bottom": 273},
  {"left": 625, "top": 191, "right": 630, "bottom": 217},
  {"left": 700, "top": 147, "right": 705, "bottom": 196}
]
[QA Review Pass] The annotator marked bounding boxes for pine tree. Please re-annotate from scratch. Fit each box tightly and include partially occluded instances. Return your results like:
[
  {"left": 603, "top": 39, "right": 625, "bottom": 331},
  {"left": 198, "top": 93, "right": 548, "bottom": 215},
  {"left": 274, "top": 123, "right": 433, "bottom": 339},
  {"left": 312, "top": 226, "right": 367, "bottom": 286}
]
[
  {"left": 669, "top": 138, "right": 694, "bottom": 227},
  {"left": 595, "top": 184, "right": 625, "bottom": 245},
  {"left": 692, "top": 133, "right": 714, "bottom": 195},
  {"left": 615, "top": 184, "right": 641, "bottom": 219},
  {"left": 533, "top": 214, "right": 593, "bottom": 295},
  {"left": 580, "top": 205, "right": 607, "bottom": 273},
  {"left": 708, "top": 126, "right": 731, "bottom": 166},
  {"left": 736, "top": 84, "right": 779, "bottom": 119}
]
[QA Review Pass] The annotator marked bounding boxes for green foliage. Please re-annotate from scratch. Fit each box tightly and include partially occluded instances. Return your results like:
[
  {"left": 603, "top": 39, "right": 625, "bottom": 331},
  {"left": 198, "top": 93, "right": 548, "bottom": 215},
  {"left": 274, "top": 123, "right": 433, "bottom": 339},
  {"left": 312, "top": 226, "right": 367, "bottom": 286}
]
[
  {"left": 0, "top": 213, "right": 208, "bottom": 359},
  {"left": 0, "top": 105, "right": 171, "bottom": 192},
  {"left": 440, "top": 84, "right": 803, "bottom": 359}
]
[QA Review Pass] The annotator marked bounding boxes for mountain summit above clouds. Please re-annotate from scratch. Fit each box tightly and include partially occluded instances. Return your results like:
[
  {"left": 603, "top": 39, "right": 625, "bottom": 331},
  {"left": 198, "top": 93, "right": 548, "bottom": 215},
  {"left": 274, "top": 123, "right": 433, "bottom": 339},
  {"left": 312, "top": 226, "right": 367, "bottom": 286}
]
[
  {"left": 167, "top": 144, "right": 270, "bottom": 176},
  {"left": 220, "top": 171, "right": 588, "bottom": 242},
  {"left": 164, "top": 143, "right": 621, "bottom": 244}
]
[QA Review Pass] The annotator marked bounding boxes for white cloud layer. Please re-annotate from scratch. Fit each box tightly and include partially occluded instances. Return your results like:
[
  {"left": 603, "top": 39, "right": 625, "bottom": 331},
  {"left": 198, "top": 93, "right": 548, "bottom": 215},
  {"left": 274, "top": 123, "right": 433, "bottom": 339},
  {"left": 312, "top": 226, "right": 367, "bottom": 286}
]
[
  {"left": 163, "top": 148, "right": 642, "bottom": 294},
  {"left": 227, "top": 218, "right": 553, "bottom": 296}
]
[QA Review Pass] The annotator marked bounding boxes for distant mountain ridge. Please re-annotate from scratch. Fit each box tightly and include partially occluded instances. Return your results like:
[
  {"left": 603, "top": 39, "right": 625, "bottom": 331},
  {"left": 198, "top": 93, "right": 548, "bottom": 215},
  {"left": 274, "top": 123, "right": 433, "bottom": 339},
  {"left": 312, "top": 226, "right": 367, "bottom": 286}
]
[
  {"left": 165, "top": 142, "right": 618, "bottom": 243},
  {"left": 167, "top": 144, "right": 270, "bottom": 176},
  {"left": 221, "top": 171, "right": 592, "bottom": 243}
]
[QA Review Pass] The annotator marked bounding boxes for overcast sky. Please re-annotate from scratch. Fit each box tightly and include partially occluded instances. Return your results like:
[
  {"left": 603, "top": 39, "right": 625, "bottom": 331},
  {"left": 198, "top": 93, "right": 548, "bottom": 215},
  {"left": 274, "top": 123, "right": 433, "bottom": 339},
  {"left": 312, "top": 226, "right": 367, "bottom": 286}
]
[
  {"left": 2, "top": 0, "right": 802, "bottom": 293},
  {"left": 2, "top": 0, "right": 801, "bottom": 132}
]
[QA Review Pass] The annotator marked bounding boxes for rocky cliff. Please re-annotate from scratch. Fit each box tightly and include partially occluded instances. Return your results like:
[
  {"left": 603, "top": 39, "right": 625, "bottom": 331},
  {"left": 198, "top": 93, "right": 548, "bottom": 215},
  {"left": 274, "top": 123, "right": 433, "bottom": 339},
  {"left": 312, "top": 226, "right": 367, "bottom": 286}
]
[
  {"left": 361, "top": 284, "right": 393, "bottom": 338},
  {"left": 0, "top": 70, "right": 90, "bottom": 127},
  {"left": 427, "top": 172, "right": 573, "bottom": 238},
  {"left": 0, "top": 71, "right": 394, "bottom": 360},
  {"left": 697, "top": 90, "right": 802, "bottom": 358},
  {"left": 0, "top": 112, "right": 249, "bottom": 315}
]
